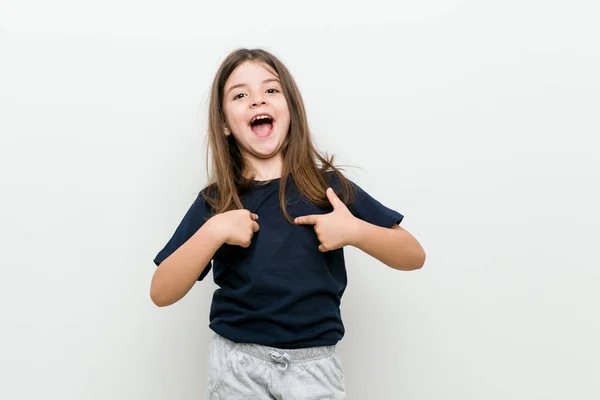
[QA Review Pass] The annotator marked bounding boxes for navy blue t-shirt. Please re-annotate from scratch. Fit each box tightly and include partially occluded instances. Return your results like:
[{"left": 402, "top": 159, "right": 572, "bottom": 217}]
[{"left": 153, "top": 174, "right": 404, "bottom": 349}]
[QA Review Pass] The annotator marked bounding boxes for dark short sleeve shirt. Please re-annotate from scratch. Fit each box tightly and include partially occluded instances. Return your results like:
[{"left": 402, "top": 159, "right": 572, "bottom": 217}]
[
  {"left": 153, "top": 191, "right": 213, "bottom": 281},
  {"left": 153, "top": 174, "right": 404, "bottom": 349}
]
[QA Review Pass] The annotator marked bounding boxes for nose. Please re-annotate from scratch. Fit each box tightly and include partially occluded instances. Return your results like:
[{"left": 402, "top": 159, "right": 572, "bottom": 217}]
[{"left": 251, "top": 93, "right": 267, "bottom": 107}]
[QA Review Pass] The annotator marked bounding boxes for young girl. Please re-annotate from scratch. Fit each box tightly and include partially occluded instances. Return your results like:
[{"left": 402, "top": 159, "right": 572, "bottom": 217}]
[{"left": 151, "top": 48, "right": 426, "bottom": 399}]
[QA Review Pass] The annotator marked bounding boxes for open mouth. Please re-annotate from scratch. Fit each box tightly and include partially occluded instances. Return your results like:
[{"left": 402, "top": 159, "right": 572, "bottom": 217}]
[{"left": 249, "top": 114, "right": 275, "bottom": 137}]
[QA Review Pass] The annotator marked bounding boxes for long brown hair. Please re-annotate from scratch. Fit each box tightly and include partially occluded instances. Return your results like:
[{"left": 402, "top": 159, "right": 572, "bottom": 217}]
[{"left": 204, "top": 48, "right": 354, "bottom": 223}]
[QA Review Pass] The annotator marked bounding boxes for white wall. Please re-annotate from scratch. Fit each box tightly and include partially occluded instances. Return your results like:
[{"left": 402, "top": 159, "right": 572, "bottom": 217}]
[{"left": 2, "top": 1, "right": 599, "bottom": 399}]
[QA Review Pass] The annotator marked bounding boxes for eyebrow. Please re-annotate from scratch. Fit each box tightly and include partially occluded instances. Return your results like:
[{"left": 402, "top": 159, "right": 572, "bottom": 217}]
[{"left": 226, "top": 78, "right": 281, "bottom": 94}]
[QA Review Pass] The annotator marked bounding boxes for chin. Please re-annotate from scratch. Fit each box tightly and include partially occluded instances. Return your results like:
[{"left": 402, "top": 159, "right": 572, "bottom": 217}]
[
  {"left": 250, "top": 135, "right": 286, "bottom": 154},
  {"left": 252, "top": 145, "right": 283, "bottom": 159}
]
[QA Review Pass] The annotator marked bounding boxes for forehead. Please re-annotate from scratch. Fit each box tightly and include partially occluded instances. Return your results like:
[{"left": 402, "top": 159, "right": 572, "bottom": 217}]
[{"left": 225, "top": 61, "right": 279, "bottom": 89}]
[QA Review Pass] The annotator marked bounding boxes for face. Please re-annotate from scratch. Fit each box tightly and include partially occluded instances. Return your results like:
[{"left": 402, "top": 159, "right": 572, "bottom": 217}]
[{"left": 222, "top": 61, "right": 291, "bottom": 170}]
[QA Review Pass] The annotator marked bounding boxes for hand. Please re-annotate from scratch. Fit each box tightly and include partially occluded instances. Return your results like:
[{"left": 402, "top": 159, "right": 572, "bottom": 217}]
[
  {"left": 294, "top": 187, "right": 361, "bottom": 252},
  {"left": 210, "top": 209, "right": 259, "bottom": 248}
]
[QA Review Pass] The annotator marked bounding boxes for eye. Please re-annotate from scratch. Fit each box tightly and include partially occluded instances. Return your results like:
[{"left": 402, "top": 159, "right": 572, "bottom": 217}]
[
  {"left": 233, "top": 93, "right": 246, "bottom": 100},
  {"left": 266, "top": 88, "right": 279, "bottom": 94}
]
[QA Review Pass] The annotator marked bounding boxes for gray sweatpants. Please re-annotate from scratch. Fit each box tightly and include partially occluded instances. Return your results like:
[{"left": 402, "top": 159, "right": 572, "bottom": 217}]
[{"left": 205, "top": 333, "right": 346, "bottom": 399}]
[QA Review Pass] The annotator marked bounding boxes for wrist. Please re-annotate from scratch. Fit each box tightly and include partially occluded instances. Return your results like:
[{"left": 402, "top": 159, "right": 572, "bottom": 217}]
[
  {"left": 204, "top": 214, "right": 227, "bottom": 246},
  {"left": 348, "top": 217, "right": 368, "bottom": 247}
]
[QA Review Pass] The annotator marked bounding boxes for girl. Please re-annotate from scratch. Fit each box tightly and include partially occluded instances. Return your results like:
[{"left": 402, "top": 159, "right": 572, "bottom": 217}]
[{"left": 151, "top": 48, "right": 426, "bottom": 399}]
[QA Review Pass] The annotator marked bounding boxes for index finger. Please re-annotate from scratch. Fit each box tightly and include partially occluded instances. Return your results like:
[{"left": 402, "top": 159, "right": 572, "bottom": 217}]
[{"left": 294, "top": 215, "right": 319, "bottom": 225}]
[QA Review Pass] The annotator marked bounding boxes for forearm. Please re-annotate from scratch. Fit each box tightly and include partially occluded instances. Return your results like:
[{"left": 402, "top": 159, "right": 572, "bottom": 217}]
[
  {"left": 351, "top": 220, "right": 426, "bottom": 271},
  {"left": 150, "top": 218, "right": 222, "bottom": 307}
]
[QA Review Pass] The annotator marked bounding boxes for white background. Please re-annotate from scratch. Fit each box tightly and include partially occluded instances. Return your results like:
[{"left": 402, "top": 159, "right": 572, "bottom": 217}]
[{"left": 1, "top": 1, "right": 599, "bottom": 399}]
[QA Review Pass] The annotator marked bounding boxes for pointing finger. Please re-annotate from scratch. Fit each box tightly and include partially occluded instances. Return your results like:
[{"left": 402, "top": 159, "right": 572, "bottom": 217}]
[{"left": 294, "top": 215, "right": 319, "bottom": 225}]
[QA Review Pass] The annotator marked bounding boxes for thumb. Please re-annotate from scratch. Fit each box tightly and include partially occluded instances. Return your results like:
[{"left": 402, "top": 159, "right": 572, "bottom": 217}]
[{"left": 326, "top": 187, "right": 344, "bottom": 210}]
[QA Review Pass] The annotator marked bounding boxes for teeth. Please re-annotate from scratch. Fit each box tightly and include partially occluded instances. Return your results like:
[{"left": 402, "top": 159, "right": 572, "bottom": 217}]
[{"left": 251, "top": 115, "right": 272, "bottom": 123}]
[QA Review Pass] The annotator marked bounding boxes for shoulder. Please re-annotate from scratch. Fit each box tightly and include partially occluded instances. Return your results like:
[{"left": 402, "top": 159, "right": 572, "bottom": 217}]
[
  {"left": 189, "top": 183, "right": 217, "bottom": 215},
  {"left": 322, "top": 169, "right": 360, "bottom": 206},
  {"left": 199, "top": 183, "right": 217, "bottom": 200},
  {"left": 323, "top": 169, "right": 354, "bottom": 188}
]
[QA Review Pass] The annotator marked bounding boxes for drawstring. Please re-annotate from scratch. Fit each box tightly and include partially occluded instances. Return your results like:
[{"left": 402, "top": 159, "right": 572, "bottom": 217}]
[{"left": 269, "top": 351, "right": 291, "bottom": 370}]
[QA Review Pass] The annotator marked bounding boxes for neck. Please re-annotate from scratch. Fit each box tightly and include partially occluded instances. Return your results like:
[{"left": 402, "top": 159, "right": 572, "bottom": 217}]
[{"left": 243, "top": 154, "right": 283, "bottom": 181}]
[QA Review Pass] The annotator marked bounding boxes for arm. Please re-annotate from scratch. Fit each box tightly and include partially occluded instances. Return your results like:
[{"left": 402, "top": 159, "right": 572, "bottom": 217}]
[
  {"left": 150, "top": 217, "right": 222, "bottom": 307},
  {"left": 351, "top": 222, "right": 426, "bottom": 271},
  {"left": 294, "top": 187, "right": 426, "bottom": 271}
]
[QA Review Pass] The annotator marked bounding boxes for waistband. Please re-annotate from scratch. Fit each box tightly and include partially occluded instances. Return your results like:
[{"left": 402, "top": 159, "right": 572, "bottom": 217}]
[{"left": 213, "top": 333, "right": 336, "bottom": 363}]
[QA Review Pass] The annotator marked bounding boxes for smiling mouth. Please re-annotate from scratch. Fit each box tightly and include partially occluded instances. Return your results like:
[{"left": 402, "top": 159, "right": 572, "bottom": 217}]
[{"left": 249, "top": 116, "right": 275, "bottom": 137}]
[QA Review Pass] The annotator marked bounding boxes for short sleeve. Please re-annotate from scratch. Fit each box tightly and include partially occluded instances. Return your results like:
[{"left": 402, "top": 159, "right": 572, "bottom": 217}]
[
  {"left": 153, "top": 190, "right": 213, "bottom": 281},
  {"left": 347, "top": 181, "right": 404, "bottom": 228}
]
